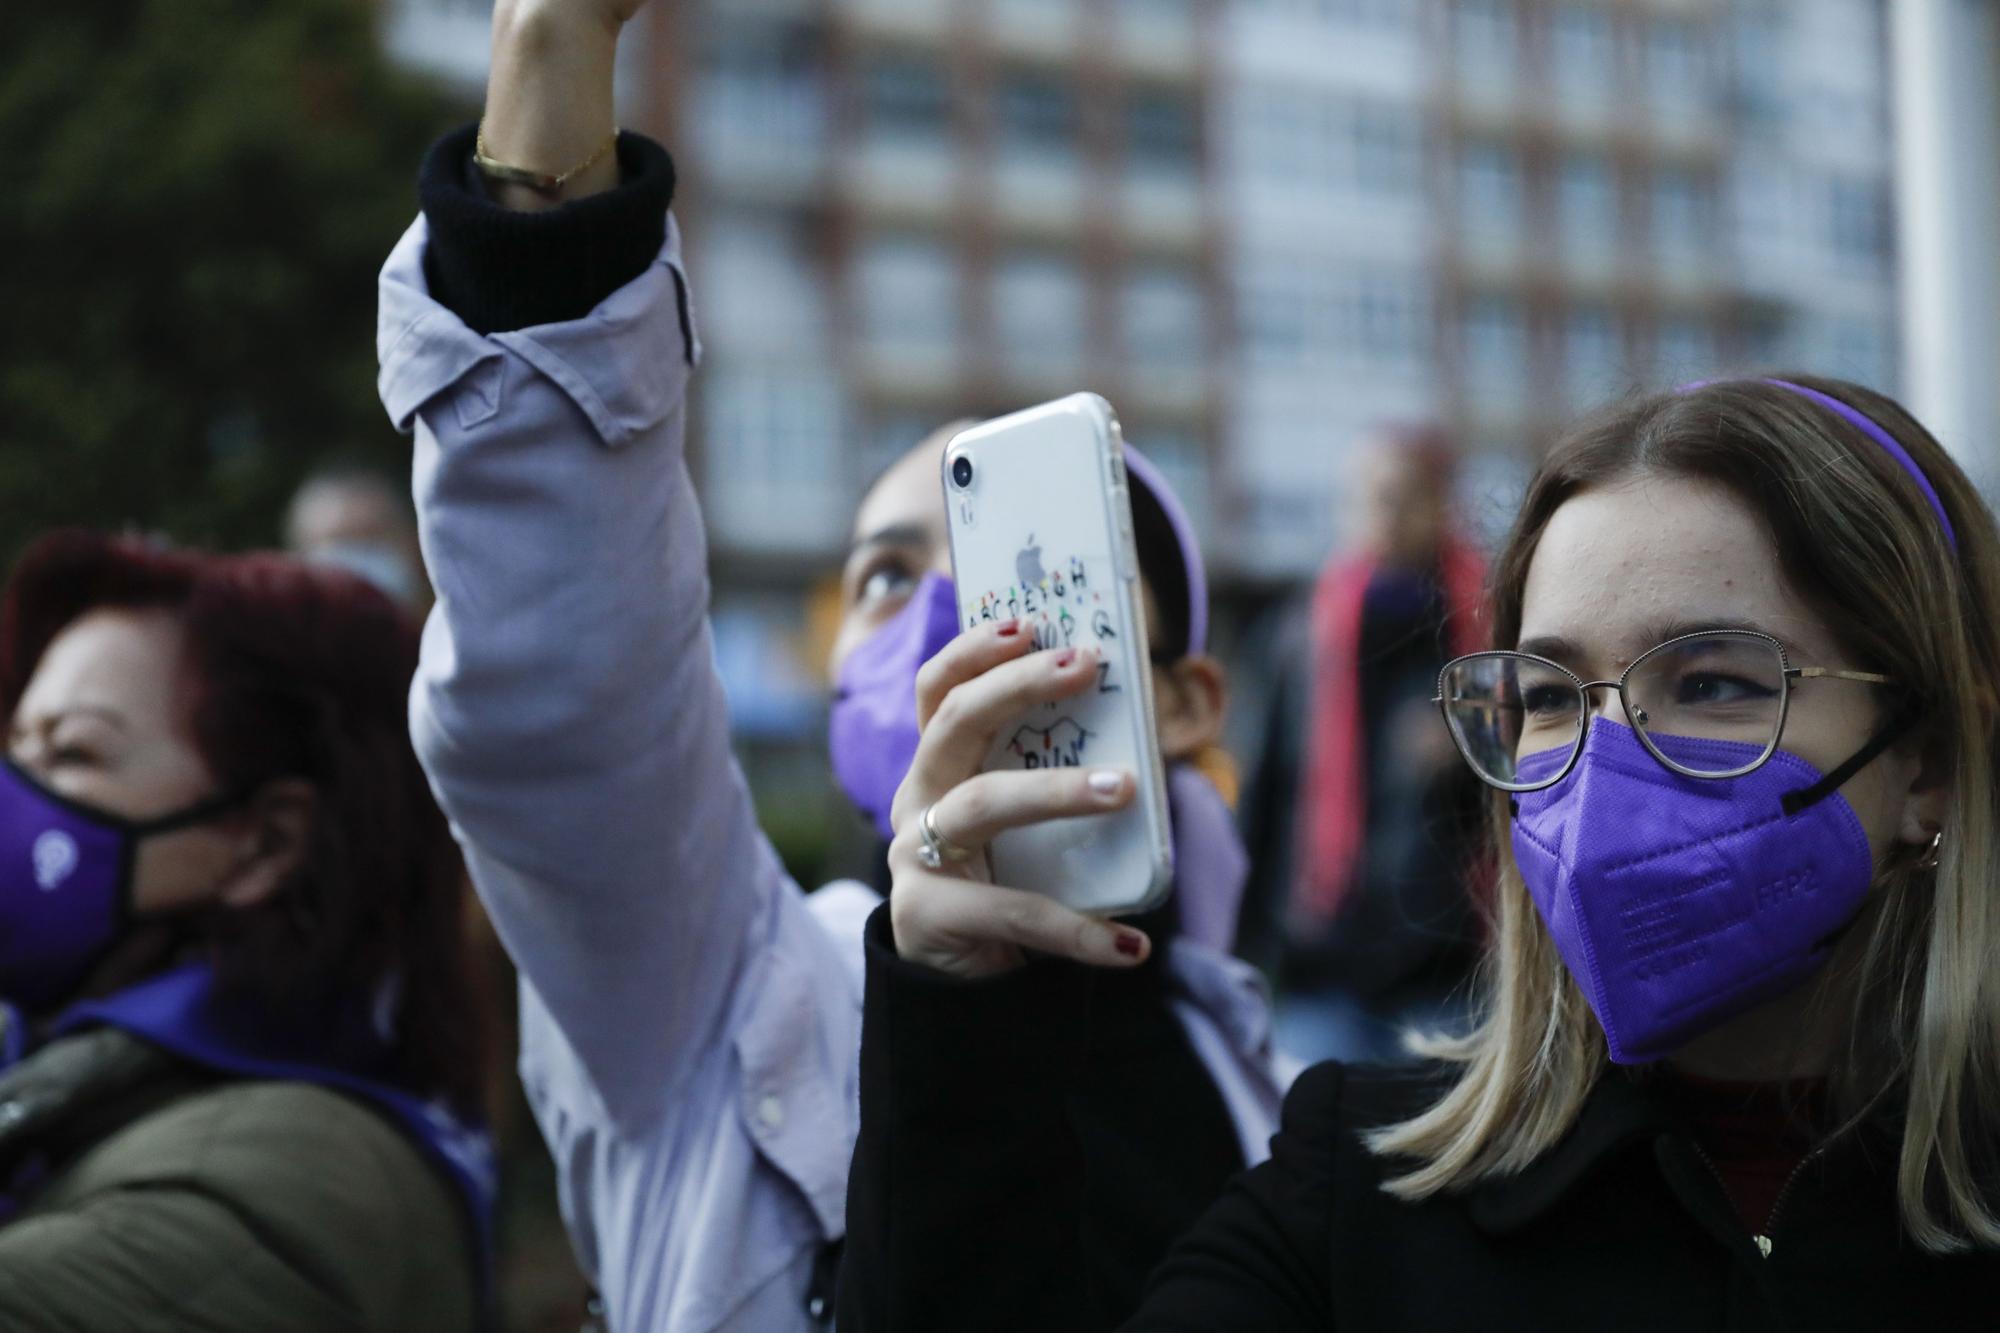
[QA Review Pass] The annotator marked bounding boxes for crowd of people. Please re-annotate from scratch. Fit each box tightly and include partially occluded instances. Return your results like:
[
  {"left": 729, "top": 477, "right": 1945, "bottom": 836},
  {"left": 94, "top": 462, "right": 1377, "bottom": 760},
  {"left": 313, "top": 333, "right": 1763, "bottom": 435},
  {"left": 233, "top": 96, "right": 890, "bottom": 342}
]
[{"left": 3, "top": 0, "right": 1999, "bottom": 1328}]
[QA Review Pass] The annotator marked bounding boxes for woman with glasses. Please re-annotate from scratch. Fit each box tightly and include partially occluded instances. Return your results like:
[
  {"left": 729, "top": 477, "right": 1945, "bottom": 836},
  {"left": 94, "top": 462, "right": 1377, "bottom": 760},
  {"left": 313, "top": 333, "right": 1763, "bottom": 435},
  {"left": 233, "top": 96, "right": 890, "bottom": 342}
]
[{"left": 848, "top": 375, "right": 2000, "bottom": 1330}]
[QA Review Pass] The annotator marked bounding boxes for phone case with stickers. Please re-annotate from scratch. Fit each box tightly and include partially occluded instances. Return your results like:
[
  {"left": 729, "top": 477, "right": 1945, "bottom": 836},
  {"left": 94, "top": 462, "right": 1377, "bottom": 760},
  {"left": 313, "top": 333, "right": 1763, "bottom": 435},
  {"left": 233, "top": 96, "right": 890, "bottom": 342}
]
[{"left": 940, "top": 394, "right": 1174, "bottom": 917}]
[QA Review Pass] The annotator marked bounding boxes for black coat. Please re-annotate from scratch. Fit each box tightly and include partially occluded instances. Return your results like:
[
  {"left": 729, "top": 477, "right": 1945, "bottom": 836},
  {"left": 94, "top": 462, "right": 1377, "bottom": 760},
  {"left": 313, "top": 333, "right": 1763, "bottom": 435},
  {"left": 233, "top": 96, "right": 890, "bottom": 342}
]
[
  {"left": 837, "top": 905, "right": 1246, "bottom": 1331},
  {"left": 840, "top": 917, "right": 1998, "bottom": 1331}
]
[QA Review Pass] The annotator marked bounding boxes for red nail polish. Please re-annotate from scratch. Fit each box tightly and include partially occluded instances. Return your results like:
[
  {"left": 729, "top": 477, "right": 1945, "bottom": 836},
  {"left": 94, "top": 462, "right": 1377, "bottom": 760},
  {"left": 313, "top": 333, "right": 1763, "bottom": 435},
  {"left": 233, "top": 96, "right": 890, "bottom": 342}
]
[
  {"left": 1055, "top": 648, "right": 1077, "bottom": 668},
  {"left": 1114, "top": 930, "right": 1143, "bottom": 958},
  {"left": 998, "top": 619, "right": 1021, "bottom": 637}
]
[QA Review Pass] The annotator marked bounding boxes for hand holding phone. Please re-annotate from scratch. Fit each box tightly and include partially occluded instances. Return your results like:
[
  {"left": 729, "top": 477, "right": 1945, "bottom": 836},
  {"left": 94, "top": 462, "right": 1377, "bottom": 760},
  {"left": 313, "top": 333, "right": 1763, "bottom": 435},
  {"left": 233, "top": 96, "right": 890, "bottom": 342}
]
[
  {"left": 883, "top": 395, "right": 1175, "bottom": 979},
  {"left": 939, "top": 395, "right": 1174, "bottom": 916},
  {"left": 886, "top": 624, "right": 1153, "bottom": 978}
]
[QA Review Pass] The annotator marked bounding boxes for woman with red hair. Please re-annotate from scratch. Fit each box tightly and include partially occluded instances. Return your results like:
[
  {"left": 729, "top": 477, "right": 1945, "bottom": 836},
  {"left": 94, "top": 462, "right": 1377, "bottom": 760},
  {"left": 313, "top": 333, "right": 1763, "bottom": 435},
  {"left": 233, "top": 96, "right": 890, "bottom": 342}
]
[{"left": 0, "top": 531, "right": 489, "bottom": 1330}]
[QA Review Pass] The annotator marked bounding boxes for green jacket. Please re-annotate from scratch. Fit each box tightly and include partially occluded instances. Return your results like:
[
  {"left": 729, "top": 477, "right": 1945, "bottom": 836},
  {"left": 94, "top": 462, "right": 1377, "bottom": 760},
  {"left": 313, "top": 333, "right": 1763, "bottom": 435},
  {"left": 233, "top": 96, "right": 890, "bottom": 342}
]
[{"left": 0, "top": 1028, "right": 476, "bottom": 1332}]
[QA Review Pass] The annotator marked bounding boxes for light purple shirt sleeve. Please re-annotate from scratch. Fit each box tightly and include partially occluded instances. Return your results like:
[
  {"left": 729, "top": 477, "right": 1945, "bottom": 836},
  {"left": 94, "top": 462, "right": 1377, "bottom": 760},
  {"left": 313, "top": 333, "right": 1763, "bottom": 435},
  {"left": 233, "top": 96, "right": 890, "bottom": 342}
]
[{"left": 378, "top": 214, "right": 863, "bottom": 1332}]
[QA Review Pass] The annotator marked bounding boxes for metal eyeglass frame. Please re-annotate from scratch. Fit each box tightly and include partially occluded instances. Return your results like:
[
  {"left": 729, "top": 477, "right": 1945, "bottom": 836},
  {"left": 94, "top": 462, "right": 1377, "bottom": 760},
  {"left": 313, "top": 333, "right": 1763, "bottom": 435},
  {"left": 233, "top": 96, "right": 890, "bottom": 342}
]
[{"left": 1432, "top": 628, "right": 1895, "bottom": 793}]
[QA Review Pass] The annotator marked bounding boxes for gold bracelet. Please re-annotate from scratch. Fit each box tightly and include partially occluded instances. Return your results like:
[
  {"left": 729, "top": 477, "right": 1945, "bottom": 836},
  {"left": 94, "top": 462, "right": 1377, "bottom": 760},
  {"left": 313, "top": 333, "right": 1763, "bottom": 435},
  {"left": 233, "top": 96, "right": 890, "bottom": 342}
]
[{"left": 473, "top": 123, "right": 619, "bottom": 196}]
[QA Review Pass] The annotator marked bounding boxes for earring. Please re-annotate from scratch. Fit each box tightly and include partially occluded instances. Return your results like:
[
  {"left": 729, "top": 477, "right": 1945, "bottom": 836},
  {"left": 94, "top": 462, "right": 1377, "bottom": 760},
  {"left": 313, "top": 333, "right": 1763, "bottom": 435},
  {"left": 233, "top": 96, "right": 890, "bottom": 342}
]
[{"left": 1920, "top": 830, "right": 1943, "bottom": 871}]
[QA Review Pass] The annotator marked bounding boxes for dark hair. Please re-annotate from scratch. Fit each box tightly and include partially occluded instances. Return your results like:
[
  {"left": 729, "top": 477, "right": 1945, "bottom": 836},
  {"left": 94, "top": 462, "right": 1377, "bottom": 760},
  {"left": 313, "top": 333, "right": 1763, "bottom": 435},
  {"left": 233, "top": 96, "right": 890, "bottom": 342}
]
[
  {"left": 0, "top": 531, "right": 486, "bottom": 1115},
  {"left": 1130, "top": 481, "right": 1191, "bottom": 662}
]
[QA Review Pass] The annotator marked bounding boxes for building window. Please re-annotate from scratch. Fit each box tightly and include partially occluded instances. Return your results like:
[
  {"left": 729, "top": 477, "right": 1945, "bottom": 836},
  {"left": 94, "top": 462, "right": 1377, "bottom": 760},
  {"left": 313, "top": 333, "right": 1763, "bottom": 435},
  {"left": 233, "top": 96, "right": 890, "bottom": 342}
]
[
  {"left": 1239, "top": 0, "right": 1410, "bottom": 27},
  {"left": 1235, "top": 88, "right": 1417, "bottom": 198},
  {"left": 1458, "top": 142, "right": 1522, "bottom": 243},
  {"left": 1827, "top": 177, "right": 1888, "bottom": 265},
  {"left": 1653, "top": 316, "right": 1716, "bottom": 382},
  {"left": 1831, "top": 318, "right": 1892, "bottom": 390},
  {"left": 1649, "top": 169, "right": 1710, "bottom": 262},
  {"left": 1551, "top": 3, "right": 1618, "bottom": 104},
  {"left": 1455, "top": 0, "right": 1518, "bottom": 89},
  {"left": 1126, "top": 86, "right": 1199, "bottom": 175},
  {"left": 1731, "top": 13, "right": 1783, "bottom": 126},
  {"left": 860, "top": 53, "right": 950, "bottom": 143},
  {"left": 1356, "top": 276, "right": 1426, "bottom": 364},
  {"left": 1352, "top": 102, "right": 1421, "bottom": 193},
  {"left": 705, "top": 368, "right": 843, "bottom": 496},
  {"left": 1644, "top": 17, "right": 1709, "bottom": 116},
  {"left": 696, "top": 211, "right": 827, "bottom": 352},
  {"left": 1240, "top": 281, "right": 1308, "bottom": 367},
  {"left": 701, "top": 367, "right": 848, "bottom": 558},
  {"left": 1239, "top": 263, "right": 1426, "bottom": 373},
  {"left": 995, "top": 251, "right": 1087, "bottom": 374},
  {"left": 1125, "top": 426, "right": 1209, "bottom": 537},
  {"left": 1563, "top": 304, "right": 1622, "bottom": 409},
  {"left": 1122, "top": 266, "right": 1206, "bottom": 372},
  {"left": 1728, "top": 158, "right": 1794, "bottom": 258},
  {"left": 1118, "top": 0, "right": 1196, "bottom": 29},
  {"left": 997, "top": 72, "right": 1080, "bottom": 160},
  {"left": 857, "top": 234, "right": 959, "bottom": 351},
  {"left": 1461, "top": 295, "right": 1526, "bottom": 403},
  {"left": 1558, "top": 152, "right": 1619, "bottom": 257},
  {"left": 696, "top": 22, "right": 826, "bottom": 148}
]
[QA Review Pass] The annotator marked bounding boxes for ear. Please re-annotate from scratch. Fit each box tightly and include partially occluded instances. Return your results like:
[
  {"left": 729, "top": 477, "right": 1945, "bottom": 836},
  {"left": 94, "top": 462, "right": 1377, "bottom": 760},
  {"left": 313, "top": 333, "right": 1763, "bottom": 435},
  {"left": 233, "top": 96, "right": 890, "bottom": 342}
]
[
  {"left": 1894, "top": 736, "right": 1951, "bottom": 851},
  {"left": 216, "top": 779, "right": 317, "bottom": 911},
  {"left": 1153, "top": 654, "right": 1227, "bottom": 763}
]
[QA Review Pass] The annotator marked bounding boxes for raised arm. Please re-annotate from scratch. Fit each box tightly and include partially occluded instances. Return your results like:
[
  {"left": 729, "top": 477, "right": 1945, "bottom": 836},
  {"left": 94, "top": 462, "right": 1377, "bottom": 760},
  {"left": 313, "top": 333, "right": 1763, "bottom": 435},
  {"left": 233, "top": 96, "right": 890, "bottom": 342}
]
[
  {"left": 477, "top": 2, "right": 629, "bottom": 213},
  {"left": 380, "top": 0, "right": 791, "bottom": 1130}
]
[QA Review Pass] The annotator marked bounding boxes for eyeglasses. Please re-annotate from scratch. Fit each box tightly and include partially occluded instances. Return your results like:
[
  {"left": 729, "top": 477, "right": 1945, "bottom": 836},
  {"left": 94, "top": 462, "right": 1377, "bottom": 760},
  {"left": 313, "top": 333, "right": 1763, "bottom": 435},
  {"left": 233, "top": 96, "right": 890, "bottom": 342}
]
[{"left": 1434, "top": 629, "right": 1894, "bottom": 792}]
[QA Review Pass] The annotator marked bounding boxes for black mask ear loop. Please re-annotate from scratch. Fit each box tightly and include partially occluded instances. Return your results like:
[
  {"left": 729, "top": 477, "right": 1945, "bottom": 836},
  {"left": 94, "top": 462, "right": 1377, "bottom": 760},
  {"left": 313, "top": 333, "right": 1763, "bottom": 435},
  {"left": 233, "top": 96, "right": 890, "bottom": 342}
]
[
  {"left": 125, "top": 788, "right": 254, "bottom": 839},
  {"left": 1779, "top": 701, "right": 1921, "bottom": 817},
  {"left": 118, "top": 787, "right": 260, "bottom": 943}
]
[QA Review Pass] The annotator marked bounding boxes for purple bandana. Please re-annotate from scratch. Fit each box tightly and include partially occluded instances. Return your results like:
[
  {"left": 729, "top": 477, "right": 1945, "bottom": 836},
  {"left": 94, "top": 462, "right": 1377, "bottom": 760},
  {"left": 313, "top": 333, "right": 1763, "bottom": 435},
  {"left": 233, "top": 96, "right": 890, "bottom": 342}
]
[
  {"left": 1511, "top": 720, "right": 1873, "bottom": 1065},
  {"left": 829, "top": 573, "right": 961, "bottom": 840}
]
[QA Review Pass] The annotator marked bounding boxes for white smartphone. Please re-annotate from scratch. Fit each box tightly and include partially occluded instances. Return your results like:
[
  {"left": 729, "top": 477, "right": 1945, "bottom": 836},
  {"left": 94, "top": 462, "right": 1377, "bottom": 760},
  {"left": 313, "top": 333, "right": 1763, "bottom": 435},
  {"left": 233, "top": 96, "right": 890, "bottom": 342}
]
[{"left": 940, "top": 394, "right": 1175, "bottom": 918}]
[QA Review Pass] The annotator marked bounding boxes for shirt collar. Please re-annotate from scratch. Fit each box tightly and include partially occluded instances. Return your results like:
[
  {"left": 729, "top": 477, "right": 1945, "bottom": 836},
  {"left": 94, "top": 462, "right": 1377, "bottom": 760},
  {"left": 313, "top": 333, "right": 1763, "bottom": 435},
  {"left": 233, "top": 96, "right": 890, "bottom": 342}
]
[{"left": 1463, "top": 1069, "right": 1677, "bottom": 1233}]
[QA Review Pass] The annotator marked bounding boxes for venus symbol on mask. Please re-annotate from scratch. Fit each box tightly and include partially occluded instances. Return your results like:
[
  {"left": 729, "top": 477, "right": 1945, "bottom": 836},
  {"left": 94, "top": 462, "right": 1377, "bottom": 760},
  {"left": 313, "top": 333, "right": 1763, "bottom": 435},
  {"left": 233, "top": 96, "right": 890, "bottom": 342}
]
[{"left": 32, "top": 829, "right": 79, "bottom": 892}]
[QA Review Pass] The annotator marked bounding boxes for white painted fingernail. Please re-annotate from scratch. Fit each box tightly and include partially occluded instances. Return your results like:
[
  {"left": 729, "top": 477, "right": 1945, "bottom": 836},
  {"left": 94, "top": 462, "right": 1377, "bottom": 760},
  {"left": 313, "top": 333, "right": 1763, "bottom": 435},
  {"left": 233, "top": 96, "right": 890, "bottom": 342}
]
[{"left": 1088, "top": 769, "right": 1123, "bottom": 796}]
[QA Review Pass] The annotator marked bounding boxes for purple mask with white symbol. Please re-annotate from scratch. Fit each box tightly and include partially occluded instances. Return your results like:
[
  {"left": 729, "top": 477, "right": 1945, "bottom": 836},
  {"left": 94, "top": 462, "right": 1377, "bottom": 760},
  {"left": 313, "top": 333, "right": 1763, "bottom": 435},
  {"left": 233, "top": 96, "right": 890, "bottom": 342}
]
[
  {"left": 829, "top": 573, "right": 962, "bottom": 840},
  {"left": 1510, "top": 720, "right": 1876, "bottom": 1065},
  {"left": 0, "top": 761, "right": 242, "bottom": 1014}
]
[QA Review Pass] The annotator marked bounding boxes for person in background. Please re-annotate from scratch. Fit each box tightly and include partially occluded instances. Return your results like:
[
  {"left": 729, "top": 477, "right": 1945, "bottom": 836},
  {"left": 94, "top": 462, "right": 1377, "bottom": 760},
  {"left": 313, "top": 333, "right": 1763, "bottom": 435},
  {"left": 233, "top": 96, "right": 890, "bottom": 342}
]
[
  {"left": 285, "top": 464, "right": 431, "bottom": 612},
  {"left": 376, "top": 0, "right": 1290, "bottom": 1327},
  {"left": 290, "top": 462, "right": 590, "bottom": 1329},
  {"left": 1241, "top": 425, "right": 1487, "bottom": 1062},
  {"left": 0, "top": 531, "right": 490, "bottom": 1330}
]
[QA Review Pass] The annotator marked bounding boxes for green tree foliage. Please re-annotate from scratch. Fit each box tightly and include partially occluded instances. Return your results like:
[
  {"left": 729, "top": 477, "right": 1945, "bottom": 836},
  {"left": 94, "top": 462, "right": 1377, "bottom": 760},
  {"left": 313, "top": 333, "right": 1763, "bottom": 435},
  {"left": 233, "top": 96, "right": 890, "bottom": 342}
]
[{"left": 0, "top": 0, "right": 465, "bottom": 562}]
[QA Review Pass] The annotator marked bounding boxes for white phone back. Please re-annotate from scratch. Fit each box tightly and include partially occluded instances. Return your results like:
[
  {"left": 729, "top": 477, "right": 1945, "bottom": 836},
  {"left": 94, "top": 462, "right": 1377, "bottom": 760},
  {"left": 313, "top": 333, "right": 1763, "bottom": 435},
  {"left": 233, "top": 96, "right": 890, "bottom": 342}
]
[{"left": 941, "top": 394, "right": 1174, "bottom": 917}]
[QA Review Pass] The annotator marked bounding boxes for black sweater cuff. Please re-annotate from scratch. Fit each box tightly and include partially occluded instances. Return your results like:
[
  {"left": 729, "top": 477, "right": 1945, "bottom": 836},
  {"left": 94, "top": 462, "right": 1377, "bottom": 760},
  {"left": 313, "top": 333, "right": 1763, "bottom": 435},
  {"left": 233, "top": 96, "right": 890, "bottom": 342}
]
[
  {"left": 860, "top": 902, "right": 1093, "bottom": 1118},
  {"left": 417, "top": 122, "right": 676, "bottom": 336}
]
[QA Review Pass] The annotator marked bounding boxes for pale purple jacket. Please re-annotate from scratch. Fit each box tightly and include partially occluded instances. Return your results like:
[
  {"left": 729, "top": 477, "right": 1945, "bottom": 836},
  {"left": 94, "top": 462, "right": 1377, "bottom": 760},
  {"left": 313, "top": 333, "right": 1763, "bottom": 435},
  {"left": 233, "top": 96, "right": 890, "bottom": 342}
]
[{"left": 378, "top": 214, "right": 1296, "bottom": 1333}]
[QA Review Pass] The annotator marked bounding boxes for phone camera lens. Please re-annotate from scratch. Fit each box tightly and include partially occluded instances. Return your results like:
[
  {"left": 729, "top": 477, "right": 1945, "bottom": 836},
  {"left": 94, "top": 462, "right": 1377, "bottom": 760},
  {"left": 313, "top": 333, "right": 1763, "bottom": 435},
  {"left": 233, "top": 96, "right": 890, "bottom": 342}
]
[{"left": 951, "top": 455, "right": 974, "bottom": 489}]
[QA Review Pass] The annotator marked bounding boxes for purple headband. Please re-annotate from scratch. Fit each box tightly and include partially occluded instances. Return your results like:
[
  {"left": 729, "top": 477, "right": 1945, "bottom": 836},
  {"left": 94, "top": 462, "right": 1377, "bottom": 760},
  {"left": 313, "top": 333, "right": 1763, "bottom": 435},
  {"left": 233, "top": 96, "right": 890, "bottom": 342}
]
[
  {"left": 1680, "top": 378, "right": 1958, "bottom": 554},
  {"left": 1122, "top": 444, "right": 1208, "bottom": 656}
]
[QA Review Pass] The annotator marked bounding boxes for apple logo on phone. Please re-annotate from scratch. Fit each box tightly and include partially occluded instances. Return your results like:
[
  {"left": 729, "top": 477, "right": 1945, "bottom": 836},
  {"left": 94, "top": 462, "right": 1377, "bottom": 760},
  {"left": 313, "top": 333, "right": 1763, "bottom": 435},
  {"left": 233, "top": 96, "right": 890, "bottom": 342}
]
[{"left": 1016, "top": 534, "right": 1046, "bottom": 588}]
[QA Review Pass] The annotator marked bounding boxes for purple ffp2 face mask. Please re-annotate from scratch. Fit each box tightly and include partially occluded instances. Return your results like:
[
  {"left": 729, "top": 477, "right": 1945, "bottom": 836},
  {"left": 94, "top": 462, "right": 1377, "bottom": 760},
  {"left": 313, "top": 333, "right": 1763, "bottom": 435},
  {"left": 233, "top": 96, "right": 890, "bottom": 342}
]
[
  {"left": 1511, "top": 720, "right": 1875, "bottom": 1065},
  {"left": 0, "top": 761, "right": 241, "bottom": 1014},
  {"left": 829, "top": 573, "right": 962, "bottom": 840}
]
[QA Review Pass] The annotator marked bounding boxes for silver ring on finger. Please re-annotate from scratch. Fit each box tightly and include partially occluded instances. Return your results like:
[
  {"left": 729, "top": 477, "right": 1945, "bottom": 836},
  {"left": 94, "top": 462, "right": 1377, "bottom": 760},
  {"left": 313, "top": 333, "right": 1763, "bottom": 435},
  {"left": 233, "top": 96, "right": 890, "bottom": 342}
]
[{"left": 917, "top": 801, "right": 975, "bottom": 871}]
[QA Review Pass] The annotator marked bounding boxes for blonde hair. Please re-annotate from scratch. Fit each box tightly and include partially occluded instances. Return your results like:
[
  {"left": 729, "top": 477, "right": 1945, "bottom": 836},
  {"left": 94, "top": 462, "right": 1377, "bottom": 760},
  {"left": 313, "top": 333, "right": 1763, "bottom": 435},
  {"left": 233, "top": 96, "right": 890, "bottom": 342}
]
[{"left": 1368, "top": 375, "right": 2000, "bottom": 1251}]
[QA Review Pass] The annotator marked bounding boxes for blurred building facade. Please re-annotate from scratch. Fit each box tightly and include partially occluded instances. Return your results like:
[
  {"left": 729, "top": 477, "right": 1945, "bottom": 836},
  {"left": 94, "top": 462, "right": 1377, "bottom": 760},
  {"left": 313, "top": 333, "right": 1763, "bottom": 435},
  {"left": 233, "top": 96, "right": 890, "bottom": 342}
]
[
  {"left": 383, "top": 0, "right": 1901, "bottom": 723},
  {"left": 637, "top": 0, "right": 1899, "bottom": 584}
]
